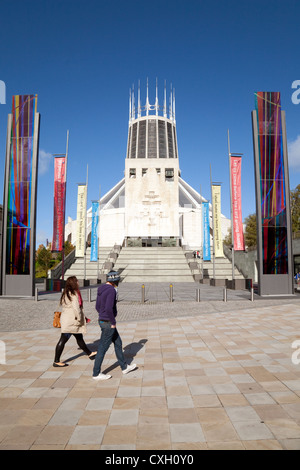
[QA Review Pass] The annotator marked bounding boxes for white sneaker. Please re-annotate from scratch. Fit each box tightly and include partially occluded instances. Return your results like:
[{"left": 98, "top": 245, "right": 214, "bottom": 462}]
[
  {"left": 93, "top": 373, "right": 112, "bottom": 381},
  {"left": 122, "top": 363, "right": 137, "bottom": 375}
]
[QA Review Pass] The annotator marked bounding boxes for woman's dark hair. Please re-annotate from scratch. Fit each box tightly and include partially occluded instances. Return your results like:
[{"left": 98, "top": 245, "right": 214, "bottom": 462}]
[{"left": 60, "top": 276, "right": 79, "bottom": 305}]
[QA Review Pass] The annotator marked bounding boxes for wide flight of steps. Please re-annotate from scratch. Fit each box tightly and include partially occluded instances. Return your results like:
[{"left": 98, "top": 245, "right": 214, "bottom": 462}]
[
  {"left": 113, "top": 246, "right": 195, "bottom": 283},
  {"left": 62, "top": 246, "right": 246, "bottom": 284}
]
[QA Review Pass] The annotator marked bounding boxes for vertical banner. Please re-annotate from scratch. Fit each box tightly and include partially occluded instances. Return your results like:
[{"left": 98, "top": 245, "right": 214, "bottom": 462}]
[
  {"left": 52, "top": 157, "right": 66, "bottom": 252},
  {"left": 90, "top": 201, "right": 99, "bottom": 261},
  {"left": 5, "top": 95, "right": 39, "bottom": 275},
  {"left": 230, "top": 156, "right": 245, "bottom": 251},
  {"left": 76, "top": 184, "right": 87, "bottom": 257},
  {"left": 202, "top": 202, "right": 211, "bottom": 261},
  {"left": 212, "top": 184, "right": 223, "bottom": 257}
]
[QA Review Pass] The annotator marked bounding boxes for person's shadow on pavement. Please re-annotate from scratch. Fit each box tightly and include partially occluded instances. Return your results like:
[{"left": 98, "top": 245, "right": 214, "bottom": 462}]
[
  {"left": 64, "top": 339, "right": 148, "bottom": 372},
  {"left": 102, "top": 338, "right": 148, "bottom": 374}
]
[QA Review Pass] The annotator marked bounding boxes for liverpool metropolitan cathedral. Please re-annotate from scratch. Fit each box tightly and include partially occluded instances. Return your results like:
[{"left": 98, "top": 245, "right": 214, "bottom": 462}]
[{"left": 65, "top": 82, "right": 230, "bottom": 250}]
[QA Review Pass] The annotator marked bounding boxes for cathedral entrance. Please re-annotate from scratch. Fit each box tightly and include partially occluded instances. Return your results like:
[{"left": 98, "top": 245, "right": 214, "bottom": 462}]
[
  {"left": 142, "top": 238, "right": 161, "bottom": 247},
  {"left": 126, "top": 237, "right": 180, "bottom": 247}
]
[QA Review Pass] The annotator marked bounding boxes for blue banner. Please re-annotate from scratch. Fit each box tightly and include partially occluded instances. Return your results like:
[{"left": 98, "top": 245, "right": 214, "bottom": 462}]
[
  {"left": 202, "top": 202, "right": 211, "bottom": 261},
  {"left": 90, "top": 201, "right": 99, "bottom": 261}
]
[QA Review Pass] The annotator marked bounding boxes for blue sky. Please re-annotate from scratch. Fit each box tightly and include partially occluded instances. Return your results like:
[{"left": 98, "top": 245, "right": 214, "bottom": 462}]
[{"left": 0, "top": 0, "right": 299, "bottom": 247}]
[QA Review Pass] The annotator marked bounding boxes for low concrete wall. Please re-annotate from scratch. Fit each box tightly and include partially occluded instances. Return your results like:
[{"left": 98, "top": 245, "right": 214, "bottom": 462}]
[
  {"left": 48, "top": 249, "right": 76, "bottom": 280},
  {"left": 223, "top": 245, "right": 257, "bottom": 281},
  {"left": 224, "top": 238, "right": 300, "bottom": 283}
]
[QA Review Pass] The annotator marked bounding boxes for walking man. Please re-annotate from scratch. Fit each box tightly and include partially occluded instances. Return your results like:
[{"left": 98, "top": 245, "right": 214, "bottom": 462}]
[{"left": 93, "top": 271, "right": 137, "bottom": 380}]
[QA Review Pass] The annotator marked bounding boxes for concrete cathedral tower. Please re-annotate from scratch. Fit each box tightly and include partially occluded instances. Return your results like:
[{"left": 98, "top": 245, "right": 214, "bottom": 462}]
[
  {"left": 125, "top": 79, "right": 180, "bottom": 245},
  {"left": 65, "top": 80, "right": 231, "bottom": 250}
]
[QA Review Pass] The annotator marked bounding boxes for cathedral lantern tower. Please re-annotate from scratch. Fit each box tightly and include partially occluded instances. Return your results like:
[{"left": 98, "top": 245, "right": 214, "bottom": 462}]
[
  {"left": 65, "top": 80, "right": 231, "bottom": 253},
  {"left": 125, "top": 80, "right": 180, "bottom": 245}
]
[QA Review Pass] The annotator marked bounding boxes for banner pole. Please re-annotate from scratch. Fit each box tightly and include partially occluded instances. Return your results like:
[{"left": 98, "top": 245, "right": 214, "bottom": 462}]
[
  {"left": 84, "top": 165, "right": 88, "bottom": 282},
  {"left": 200, "top": 184, "right": 204, "bottom": 279},
  {"left": 97, "top": 185, "right": 101, "bottom": 280},
  {"left": 61, "top": 130, "right": 69, "bottom": 282},
  {"left": 228, "top": 130, "right": 235, "bottom": 280},
  {"left": 210, "top": 165, "right": 215, "bottom": 280}
]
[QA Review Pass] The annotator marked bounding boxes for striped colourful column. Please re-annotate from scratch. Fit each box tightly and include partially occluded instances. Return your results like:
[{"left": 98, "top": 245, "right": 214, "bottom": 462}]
[
  {"left": 6, "top": 95, "right": 38, "bottom": 275},
  {"left": 254, "top": 92, "right": 288, "bottom": 274}
]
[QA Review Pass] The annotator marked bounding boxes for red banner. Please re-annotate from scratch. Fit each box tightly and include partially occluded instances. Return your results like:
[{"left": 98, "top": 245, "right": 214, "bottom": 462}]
[
  {"left": 231, "top": 156, "right": 245, "bottom": 251},
  {"left": 52, "top": 157, "right": 66, "bottom": 252}
]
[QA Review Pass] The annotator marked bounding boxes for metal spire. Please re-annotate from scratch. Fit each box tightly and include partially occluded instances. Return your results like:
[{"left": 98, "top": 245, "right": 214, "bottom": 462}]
[
  {"left": 128, "top": 79, "right": 176, "bottom": 119},
  {"left": 169, "top": 83, "right": 173, "bottom": 121},
  {"left": 138, "top": 80, "right": 141, "bottom": 118},
  {"left": 155, "top": 77, "right": 158, "bottom": 115},
  {"left": 146, "top": 77, "right": 149, "bottom": 116},
  {"left": 131, "top": 83, "right": 135, "bottom": 120},
  {"left": 163, "top": 80, "right": 167, "bottom": 117},
  {"left": 173, "top": 87, "right": 176, "bottom": 122}
]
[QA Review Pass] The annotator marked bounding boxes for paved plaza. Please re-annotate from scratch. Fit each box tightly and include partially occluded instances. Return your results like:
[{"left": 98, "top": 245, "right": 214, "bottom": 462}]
[{"left": 0, "top": 283, "right": 300, "bottom": 450}]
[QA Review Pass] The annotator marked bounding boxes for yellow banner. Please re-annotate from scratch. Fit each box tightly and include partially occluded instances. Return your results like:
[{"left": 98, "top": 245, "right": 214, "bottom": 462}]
[
  {"left": 212, "top": 184, "right": 223, "bottom": 257},
  {"left": 76, "top": 184, "right": 87, "bottom": 257}
]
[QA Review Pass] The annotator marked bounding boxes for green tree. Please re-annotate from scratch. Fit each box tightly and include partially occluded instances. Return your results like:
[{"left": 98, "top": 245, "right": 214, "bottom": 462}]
[
  {"left": 223, "top": 228, "right": 232, "bottom": 246},
  {"left": 64, "top": 240, "right": 75, "bottom": 256},
  {"left": 36, "top": 245, "right": 52, "bottom": 277},
  {"left": 244, "top": 213, "right": 257, "bottom": 248},
  {"left": 291, "top": 184, "right": 300, "bottom": 233}
]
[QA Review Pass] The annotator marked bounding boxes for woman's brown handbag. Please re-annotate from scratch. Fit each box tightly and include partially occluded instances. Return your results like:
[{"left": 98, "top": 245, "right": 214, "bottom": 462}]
[{"left": 53, "top": 311, "right": 61, "bottom": 328}]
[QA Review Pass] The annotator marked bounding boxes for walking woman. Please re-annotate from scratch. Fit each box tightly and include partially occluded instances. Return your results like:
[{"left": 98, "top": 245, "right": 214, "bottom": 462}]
[{"left": 53, "top": 276, "right": 96, "bottom": 367}]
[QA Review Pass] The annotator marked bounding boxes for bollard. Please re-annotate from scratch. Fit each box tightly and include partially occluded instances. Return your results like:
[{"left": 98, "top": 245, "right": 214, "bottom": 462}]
[
  {"left": 88, "top": 288, "right": 92, "bottom": 303},
  {"left": 196, "top": 288, "right": 200, "bottom": 302},
  {"left": 250, "top": 287, "right": 254, "bottom": 302},
  {"left": 170, "top": 284, "right": 173, "bottom": 302},
  {"left": 141, "top": 284, "right": 145, "bottom": 303},
  {"left": 35, "top": 287, "right": 38, "bottom": 302},
  {"left": 223, "top": 287, "right": 227, "bottom": 302}
]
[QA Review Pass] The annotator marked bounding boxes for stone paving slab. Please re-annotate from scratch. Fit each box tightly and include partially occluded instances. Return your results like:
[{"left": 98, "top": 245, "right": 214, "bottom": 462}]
[{"left": 0, "top": 300, "right": 300, "bottom": 450}]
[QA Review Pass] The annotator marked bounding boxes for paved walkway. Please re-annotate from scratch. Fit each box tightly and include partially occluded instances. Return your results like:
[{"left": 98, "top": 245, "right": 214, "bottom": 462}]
[
  {"left": 0, "top": 284, "right": 300, "bottom": 450},
  {"left": 1, "top": 282, "right": 299, "bottom": 332}
]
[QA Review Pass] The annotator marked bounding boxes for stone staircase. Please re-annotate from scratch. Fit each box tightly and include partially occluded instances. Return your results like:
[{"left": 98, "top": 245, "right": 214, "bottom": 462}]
[
  {"left": 201, "top": 258, "right": 244, "bottom": 280},
  {"left": 62, "top": 246, "right": 246, "bottom": 285},
  {"left": 113, "top": 246, "right": 195, "bottom": 283},
  {"left": 63, "top": 247, "right": 114, "bottom": 281}
]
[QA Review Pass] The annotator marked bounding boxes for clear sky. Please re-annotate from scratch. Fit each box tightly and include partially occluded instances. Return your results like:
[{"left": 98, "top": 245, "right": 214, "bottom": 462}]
[{"left": 0, "top": 0, "right": 299, "bottom": 247}]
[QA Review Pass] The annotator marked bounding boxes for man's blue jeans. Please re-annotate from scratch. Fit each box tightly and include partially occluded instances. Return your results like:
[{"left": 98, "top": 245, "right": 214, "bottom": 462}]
[{"left": 93, "top": 321, "right": 127, "bottom": 376}]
